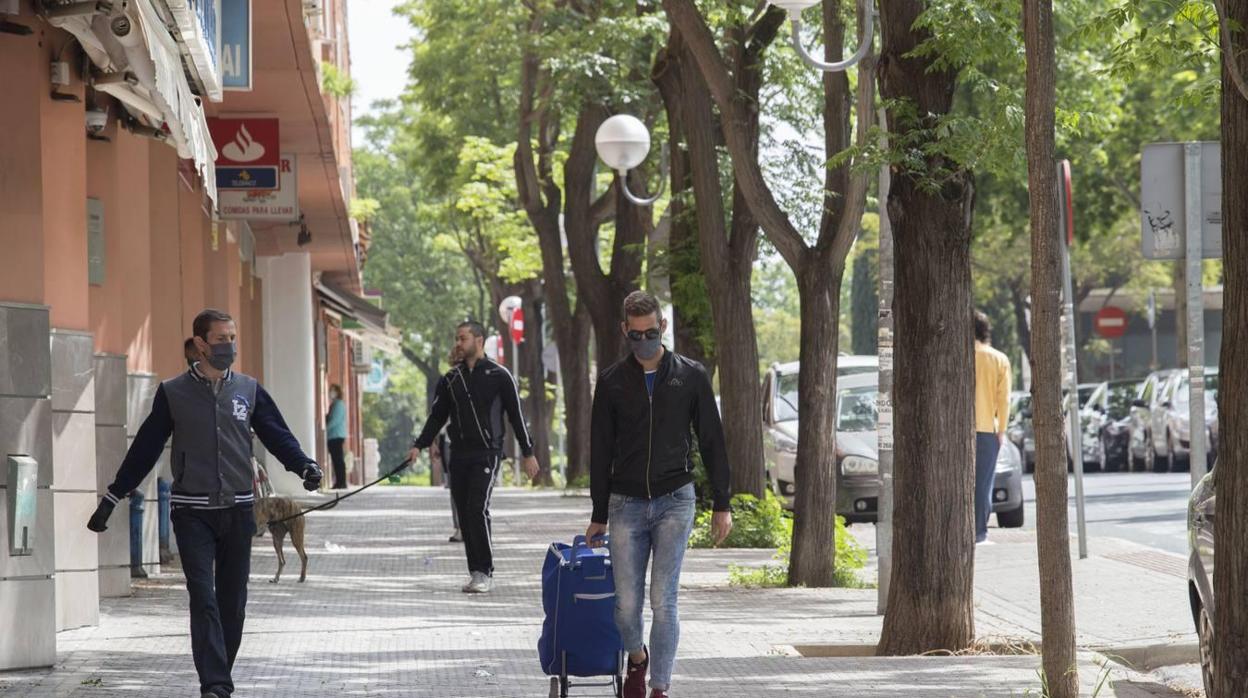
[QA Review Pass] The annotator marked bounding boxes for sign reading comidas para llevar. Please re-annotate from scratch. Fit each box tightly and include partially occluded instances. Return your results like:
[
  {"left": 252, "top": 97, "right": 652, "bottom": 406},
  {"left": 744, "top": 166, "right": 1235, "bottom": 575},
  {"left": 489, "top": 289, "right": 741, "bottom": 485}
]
[{"left": 218, "top": 154, "right": 298, "bottom": 221}]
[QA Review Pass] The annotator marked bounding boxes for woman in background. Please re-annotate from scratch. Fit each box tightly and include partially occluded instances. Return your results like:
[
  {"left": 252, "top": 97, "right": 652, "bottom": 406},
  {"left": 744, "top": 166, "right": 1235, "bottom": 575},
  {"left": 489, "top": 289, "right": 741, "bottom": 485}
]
[{"left": 326, "top": 384, "right": 348, "bottom": 489}]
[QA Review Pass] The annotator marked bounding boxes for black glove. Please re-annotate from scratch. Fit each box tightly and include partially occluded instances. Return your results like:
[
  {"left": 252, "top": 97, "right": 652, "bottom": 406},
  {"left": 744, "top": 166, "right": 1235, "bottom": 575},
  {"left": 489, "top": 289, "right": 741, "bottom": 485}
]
[
  {"left": 301, "top": 462, "right": 323, "bottom": 492},
  {"left": 87, "top": 498, "right": 115, "bottom": 533}
]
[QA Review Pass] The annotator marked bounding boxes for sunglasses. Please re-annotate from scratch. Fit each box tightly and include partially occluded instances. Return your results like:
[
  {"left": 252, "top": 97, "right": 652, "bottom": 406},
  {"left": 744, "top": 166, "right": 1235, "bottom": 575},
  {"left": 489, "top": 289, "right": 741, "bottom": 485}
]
[{"left": 626, "top": 329, "right": 662, "bottom": 342}]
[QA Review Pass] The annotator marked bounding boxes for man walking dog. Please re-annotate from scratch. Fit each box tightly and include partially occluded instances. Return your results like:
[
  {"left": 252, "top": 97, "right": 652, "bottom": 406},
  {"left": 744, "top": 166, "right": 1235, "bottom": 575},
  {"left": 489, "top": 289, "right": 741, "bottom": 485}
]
[
  {"left": 409, "top": 321, "right": 540, "bottom": 593},
  {"left": 585, "top": 291, "right": 733, "bottom": 698},
  {"left": 87, "top": 309, "right": 322, "bottom": 698}
]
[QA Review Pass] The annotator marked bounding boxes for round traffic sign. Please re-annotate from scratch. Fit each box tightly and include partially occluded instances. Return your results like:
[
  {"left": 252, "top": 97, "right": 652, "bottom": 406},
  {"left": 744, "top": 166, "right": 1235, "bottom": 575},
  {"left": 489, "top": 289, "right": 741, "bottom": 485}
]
[{"left": 1094, "top": 306, "right": 1128, "bottom": 339}]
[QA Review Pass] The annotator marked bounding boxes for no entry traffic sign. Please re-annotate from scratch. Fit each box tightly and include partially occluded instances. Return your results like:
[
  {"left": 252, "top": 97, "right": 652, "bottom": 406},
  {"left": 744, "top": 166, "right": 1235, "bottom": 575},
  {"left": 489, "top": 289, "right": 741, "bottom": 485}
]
[{"left": 1094, "top": 306, "right": 1128, "bottom": 340}]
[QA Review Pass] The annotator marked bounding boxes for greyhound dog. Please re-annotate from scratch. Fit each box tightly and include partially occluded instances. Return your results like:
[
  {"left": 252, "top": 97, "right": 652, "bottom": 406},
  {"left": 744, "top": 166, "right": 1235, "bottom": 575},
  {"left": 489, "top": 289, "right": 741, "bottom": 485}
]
[{"left": 253, "top": 496, "right": 308, "bottom": 583}]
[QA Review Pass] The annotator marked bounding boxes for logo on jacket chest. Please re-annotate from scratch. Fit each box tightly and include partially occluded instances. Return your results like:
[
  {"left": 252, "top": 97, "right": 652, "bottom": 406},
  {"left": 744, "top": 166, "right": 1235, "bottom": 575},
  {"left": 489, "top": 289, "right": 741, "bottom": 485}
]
[{"left": 231, "top": 395, "right": 251, "bottom": 422}]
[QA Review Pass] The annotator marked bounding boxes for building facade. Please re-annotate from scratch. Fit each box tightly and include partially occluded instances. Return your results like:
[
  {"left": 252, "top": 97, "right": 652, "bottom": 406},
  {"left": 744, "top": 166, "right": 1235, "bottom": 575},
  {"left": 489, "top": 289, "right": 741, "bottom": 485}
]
[{"left": 0, "top": 0, "right": 388, "bottom": 669}]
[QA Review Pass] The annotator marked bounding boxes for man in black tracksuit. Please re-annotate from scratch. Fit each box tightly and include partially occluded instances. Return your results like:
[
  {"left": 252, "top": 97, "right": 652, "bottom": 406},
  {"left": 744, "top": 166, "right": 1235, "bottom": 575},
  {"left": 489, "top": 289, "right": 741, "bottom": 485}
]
[
  {"left": 87, "top": 309, "right": 322, "bottom": 698},
  {"left": 409, "top": 320, "right": 539, "bottom": 594}
]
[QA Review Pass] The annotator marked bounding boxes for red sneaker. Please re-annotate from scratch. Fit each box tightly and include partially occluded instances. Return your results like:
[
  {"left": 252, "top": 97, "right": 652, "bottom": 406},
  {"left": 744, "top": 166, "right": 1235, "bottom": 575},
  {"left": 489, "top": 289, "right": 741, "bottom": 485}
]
[{"left": 622, "top": 647, "right": 648, "bottom": 698}]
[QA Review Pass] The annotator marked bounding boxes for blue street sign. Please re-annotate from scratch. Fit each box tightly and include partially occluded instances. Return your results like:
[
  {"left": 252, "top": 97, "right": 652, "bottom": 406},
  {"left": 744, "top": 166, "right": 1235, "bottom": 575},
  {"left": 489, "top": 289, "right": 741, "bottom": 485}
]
[
  {"left": 221, "top": 0, "right": 251, "bottom": 90},
  {"left": 216, "top": 167, "right": 277, "bottom": 190}
]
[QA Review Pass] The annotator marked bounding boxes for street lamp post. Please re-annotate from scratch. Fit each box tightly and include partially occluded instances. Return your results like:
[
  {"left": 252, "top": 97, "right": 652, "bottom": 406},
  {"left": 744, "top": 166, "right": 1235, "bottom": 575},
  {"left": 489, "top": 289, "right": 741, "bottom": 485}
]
[
  {"left": 594, "top": 114, "right": 665, "bottom": 206},
  {"left": 769, "top": 0, "right": 878, "bottom": 73}
]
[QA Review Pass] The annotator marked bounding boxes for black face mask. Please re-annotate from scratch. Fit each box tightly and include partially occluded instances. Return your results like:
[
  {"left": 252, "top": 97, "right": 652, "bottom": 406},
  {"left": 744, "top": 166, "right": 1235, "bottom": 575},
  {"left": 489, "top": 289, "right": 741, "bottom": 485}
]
[{"left": 207, "top": 342, "right": 236, "bottom": 371}]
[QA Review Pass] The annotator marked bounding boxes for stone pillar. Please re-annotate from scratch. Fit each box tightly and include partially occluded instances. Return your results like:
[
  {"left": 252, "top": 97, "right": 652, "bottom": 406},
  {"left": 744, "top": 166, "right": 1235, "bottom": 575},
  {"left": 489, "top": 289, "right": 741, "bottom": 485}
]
[
  {"left": 0, "top": 303, "right": 56, "bottom": 670},
  {"left": 95, "top": 354, "right": 130, "bottom": 598},
  {"left": 126, "top": 372, "right": 162, "bottom": 575},
  {"left": 256, "top": 254, "right": 316, "bottom": 495},
  {"left": 50, "top": 330, "right": 99, "bottom": 631}
]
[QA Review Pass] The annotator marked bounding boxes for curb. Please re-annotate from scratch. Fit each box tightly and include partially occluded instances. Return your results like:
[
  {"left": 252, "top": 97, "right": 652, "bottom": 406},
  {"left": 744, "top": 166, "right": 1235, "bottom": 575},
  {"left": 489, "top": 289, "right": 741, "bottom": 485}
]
[{"left": 1091, "top": 642, "right": 1200, "bottom": 673}]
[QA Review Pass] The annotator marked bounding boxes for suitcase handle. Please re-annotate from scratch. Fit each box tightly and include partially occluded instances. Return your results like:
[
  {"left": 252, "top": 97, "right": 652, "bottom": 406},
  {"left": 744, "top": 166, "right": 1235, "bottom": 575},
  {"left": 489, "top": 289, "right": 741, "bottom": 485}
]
[{"left": 573, "top": 534, "right": 609, "bottom": 553}]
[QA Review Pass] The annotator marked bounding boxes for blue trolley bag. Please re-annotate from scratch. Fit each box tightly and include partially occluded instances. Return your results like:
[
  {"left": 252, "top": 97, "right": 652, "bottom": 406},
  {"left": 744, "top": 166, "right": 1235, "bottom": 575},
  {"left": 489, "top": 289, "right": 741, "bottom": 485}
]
[{"left": 539, "top": 535, "right": 624, "bottom": 697}]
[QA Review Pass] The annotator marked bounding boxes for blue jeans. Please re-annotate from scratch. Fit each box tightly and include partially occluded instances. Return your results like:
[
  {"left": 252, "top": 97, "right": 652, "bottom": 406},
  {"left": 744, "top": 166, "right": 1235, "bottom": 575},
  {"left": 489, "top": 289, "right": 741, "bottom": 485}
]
[
  {"left": 609, "top": 483, "right": 697, "bottom": 692},
  {"left": 975, "top": 433, "right": 1002, "bottom": 542},
  {"left": 129, "top": 490, "right": 145, "bottom": 568},
  {"left": 172, "top": 506, "right": 255, "bottom": 696}
]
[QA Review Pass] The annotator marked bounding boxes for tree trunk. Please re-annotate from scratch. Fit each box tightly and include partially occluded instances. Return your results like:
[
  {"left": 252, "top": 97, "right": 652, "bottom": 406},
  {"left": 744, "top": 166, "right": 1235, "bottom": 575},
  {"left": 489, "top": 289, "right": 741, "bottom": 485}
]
[
  {"left": 1009, "top": 281, "right": 1032, "bottom": 365},
  {"left": 788, "top": 256, "right": 844, "bottom": 585},
  {"left": 851, "top": 247, "right": 879, "bottom": 355},
  {"left": 1024, "top": 0, "right": 1078, "bottom": 694},
  {"left": 654, "top": 27, "right": 768, "bottom": 499},
  {"left": 659, "top": 63, "right": 715, "bottom": 374},
  {"left": 1214, "top": 2, "right": 1248, "bottom": 694},
  {"left": 562, "top": 306, "right": 594, "bottom": 483},
  {"left": 521, "top": 285, "right": 554, "bottom": 486},
  {"left": 876, "top": 0, "right": 976, "bottom": 655},
  {"left": 1174, "top": 261, "right": 1189, "bottom": 367}
]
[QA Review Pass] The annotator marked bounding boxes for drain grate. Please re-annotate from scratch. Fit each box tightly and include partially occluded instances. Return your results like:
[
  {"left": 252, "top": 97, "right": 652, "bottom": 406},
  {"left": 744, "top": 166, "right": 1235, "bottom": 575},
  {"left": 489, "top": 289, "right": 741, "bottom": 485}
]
[{"left": 1103, "top": 550, "right": 1188, "bottom": 579}]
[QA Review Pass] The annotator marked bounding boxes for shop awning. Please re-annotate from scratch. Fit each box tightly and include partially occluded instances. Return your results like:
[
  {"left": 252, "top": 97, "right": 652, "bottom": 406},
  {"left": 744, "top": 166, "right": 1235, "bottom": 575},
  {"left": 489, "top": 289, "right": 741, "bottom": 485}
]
[{"left": 314, "top": 279, "right": 399, "bottom": 355}]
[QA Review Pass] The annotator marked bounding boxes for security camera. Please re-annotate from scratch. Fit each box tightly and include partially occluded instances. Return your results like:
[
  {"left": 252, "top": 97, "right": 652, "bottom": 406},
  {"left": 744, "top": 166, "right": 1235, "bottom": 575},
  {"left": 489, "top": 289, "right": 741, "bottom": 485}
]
[{"left": 86, "top": 108, "right": 109, "bottom": 135}]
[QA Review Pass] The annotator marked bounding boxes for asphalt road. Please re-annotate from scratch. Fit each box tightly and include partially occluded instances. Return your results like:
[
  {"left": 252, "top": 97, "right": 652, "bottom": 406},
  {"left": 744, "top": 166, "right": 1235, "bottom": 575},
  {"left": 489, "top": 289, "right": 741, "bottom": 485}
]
[{"left": 1020, "top": 471, "right": 1197, "bottom": 556}]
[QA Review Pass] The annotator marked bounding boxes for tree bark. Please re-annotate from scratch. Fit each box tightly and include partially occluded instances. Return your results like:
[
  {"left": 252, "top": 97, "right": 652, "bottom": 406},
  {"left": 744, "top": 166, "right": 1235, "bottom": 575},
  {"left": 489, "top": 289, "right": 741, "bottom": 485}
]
[
  {"left": 1214, "top": 2, "right": 1248, "bottom": 693},
  {"left": 653, "top": 25, "right": 769, "bottom": 499},
  {"left": 658, "top": 51, "right": 715, "bottom": 374},
  {"left": 520, "top": 282, "right": 554, "bottom": 486},
  {"left": 1174, "top": 261, "right": 1189, "bottom": 368},
  {"left": 876, "top": 0, "right": 977, "bottom": 655},
  {"left": 789, "top": 253, "right": 844, "bottom": 585},
  {"left": 1009, "top": 281, "right": 1033, "bottom": 365},
  {"left": 515, "top": 26, "right": 594, "bottom": 483},
  {"left": 1023, "top": 0, "right": 1078, "bottom": 694}
]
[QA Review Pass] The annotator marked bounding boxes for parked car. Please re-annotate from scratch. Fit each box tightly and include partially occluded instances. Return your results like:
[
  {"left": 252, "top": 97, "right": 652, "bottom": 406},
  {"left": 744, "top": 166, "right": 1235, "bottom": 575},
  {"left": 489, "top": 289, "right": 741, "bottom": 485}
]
[
  {"left": 1129, "top": 369, "right": 1178, "bottom": 471},
  {"left": 763, "top": 368, "right": 1025, "bottom": 528},
  {"left": 1009, "top": 391, "right": 1076, "bottom": 474},
  {"left": 1090, "top": 379, "right": 1142, "bottom": 472},
  {"left": 1153, "top": 370, "right": 1220, "bottom": 473},
  {"left": 1187, "top": 463, "right": 1216, "bottom": 697},
  {"left": 1077, "top": 382, "right": 1109, "bottom": 470},
  {"left": 762, "top": 356, "right": 878, "bottom": 499}
]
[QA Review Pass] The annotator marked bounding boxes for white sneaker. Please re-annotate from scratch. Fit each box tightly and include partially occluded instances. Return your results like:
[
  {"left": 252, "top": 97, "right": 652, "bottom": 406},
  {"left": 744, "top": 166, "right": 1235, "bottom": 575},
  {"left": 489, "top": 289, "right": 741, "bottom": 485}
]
[{"left": 463, "top": 571, "right": 492, "bottom": 594}]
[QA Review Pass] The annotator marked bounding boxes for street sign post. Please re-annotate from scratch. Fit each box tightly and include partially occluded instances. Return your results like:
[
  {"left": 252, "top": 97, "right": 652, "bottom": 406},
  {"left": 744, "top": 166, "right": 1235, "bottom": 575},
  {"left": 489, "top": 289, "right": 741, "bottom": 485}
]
[
  {"left": 1058, "top": 159, "right": 1089, "bottom": 560},
  {"left": 875, "top": 108, "right": 894, "bottom": 616},
  {"left": 1141, "top": 142, "right": 1219, "bottom": 486}
]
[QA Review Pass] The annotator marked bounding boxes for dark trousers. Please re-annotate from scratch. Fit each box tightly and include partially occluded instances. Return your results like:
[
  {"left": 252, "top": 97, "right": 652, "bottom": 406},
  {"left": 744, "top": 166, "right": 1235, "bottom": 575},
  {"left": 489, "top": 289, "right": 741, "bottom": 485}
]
[
  {"left": 975, "top": 432, "right": 1002, "bottom": 542},
  {"left": 450, "top": 454, "right": 500, "bottom": 575},
  {"left": 328, "top": 438, "right": 347, "bottom": 489},
  {"left": 172, "top": 506, "right": 255, "bottom": 696}
]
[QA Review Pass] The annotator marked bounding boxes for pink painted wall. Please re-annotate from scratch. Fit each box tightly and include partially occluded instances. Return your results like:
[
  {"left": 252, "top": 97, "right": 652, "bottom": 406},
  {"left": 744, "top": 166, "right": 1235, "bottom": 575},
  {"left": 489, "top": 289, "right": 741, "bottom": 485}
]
[
  {"left": 39, "top": 34, "right": 88, "bottom": 330},
  {"left": 0, "top": 24, "right": 46, "bottom": 305},
  {"left": 87, "top": 122, "right": 125, "bottom": 354},
  {"left": 116, "top": 130, "right": 154, "bottom": 373},
  {"left": 149, "top": 147, "right": 186, "bottom": 380}
]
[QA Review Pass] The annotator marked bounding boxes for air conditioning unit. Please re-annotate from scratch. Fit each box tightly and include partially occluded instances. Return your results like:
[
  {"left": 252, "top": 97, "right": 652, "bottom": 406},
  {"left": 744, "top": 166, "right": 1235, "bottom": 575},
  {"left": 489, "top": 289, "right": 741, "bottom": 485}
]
[
  {"left": 351, "top": 342, "right": 371, "bottom": 373},
  {"left": 302, "top": 0, "right": 322, "bottom": 19}
]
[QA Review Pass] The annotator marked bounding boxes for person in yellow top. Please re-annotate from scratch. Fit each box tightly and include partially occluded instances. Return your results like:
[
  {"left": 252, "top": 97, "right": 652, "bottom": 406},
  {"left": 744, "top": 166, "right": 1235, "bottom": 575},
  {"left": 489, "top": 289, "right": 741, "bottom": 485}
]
[{"left": 974, "top": 310, "right": 1012, "bottom": 544}]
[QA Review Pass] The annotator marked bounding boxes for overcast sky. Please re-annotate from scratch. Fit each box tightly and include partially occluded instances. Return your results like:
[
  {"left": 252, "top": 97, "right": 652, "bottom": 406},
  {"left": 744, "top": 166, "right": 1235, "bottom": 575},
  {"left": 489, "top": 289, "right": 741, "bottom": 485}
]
[{"left": 347, "top": 0, "right": 413, "bottom": 142}]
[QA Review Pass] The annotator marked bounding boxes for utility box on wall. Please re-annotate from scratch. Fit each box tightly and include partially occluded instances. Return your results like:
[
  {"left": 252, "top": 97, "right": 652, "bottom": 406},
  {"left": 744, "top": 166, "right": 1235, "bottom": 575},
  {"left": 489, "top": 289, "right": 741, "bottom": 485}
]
[{"left": 7, "top": 455, "right": 37, "bottom": 556}]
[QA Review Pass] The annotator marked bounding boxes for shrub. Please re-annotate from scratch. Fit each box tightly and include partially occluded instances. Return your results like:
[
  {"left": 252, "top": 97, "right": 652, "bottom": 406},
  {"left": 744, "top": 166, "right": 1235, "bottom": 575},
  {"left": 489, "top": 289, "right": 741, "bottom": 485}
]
[
  {"left": 689, "top": 491, "right": 790, "bottom": 549},
  {"left": 727, "top": 515, "right": 870, "bottom": 589}
]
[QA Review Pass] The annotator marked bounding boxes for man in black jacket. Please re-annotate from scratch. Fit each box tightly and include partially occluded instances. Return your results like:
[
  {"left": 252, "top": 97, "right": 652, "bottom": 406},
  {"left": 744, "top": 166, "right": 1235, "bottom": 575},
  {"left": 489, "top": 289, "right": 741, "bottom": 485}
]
[
  {"left": 409, "top": 320, "right": 540, "bottom": 593},
  {"left": 87, "top": 309, "right": 322, "bottom": 698},
  {"left": 585, "top": 290, "right": 733, "bottom": 698}
]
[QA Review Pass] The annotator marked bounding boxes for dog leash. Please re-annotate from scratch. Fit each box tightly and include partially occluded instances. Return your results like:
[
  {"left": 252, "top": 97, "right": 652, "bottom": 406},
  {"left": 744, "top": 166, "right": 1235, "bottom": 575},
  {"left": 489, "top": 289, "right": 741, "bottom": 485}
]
[{"left": 266, "top": 458, "right": 413, "bottom": 526}]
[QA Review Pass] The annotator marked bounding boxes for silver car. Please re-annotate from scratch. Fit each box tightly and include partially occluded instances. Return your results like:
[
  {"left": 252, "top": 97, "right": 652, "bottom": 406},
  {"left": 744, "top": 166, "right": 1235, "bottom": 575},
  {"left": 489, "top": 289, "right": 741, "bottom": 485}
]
[
  {"left": 762, "top": 362, "right": 1025, "bottom": 527},
  {"left": 1187, "top": 465, "right": 1215, "bottom": 696}
]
